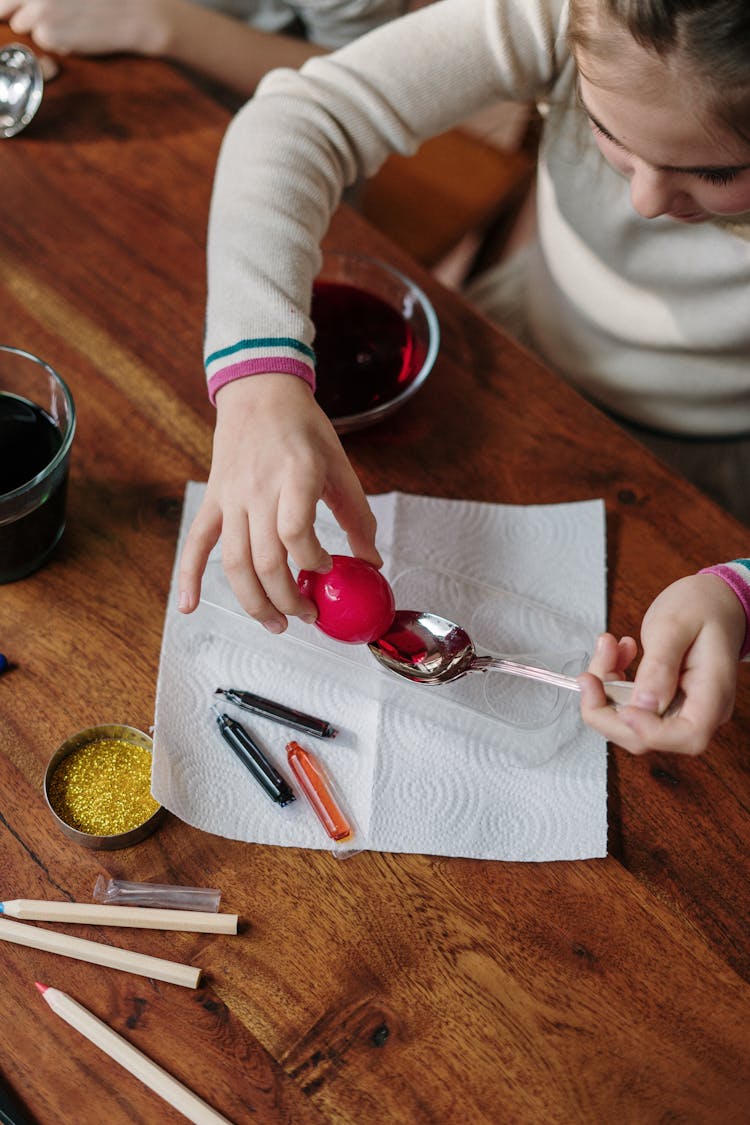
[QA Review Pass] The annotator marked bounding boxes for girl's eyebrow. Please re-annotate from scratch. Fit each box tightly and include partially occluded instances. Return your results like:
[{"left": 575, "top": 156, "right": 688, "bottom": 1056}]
[{"left": 580, "top": 95, "right": 750, "bottom": 176}]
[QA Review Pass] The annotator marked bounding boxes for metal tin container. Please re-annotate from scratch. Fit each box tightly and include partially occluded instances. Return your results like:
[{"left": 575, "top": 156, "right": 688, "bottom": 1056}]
[{"left": 44, "top": 724, "right": 164, "bottom": 849}]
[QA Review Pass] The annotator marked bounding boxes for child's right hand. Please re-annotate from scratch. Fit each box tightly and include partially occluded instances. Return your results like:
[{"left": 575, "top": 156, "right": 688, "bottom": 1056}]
[
  {"left": 177, "top": 374, "right": 381, "bottom": 633},
  {"left": 578, "top": 573, "right": 747, "bottom": 756}
]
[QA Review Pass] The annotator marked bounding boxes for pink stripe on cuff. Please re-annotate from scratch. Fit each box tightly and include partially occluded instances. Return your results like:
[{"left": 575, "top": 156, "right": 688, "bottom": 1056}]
[
  {"left": 699, "top": 563, "right": 750, "bottom": 659},
  {"left": 207, "top": 357, "right": 315, "bottom": 405}
]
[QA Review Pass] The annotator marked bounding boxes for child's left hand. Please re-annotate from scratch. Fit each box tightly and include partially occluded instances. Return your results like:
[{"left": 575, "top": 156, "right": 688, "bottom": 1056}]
[{"left": 578, "top": 574, "right": 746, "bottom": 755}]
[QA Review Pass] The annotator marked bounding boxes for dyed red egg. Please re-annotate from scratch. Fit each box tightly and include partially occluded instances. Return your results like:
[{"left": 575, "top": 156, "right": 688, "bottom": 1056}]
[{"left": 297, "top": 555, "right": 395, "bottom": 644}]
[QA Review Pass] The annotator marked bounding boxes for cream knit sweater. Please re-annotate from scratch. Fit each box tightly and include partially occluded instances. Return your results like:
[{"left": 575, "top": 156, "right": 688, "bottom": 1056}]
[{"left": 205, "top": 0, "right": 750, "bottom": 436}]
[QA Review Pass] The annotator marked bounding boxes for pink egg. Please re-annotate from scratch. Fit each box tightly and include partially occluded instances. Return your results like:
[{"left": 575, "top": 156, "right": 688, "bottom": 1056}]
[{"left": 297, "top": 555, "right": 395, "bottom": 644}]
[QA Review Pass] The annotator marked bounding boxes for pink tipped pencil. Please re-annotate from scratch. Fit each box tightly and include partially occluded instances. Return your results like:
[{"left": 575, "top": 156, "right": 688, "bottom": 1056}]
[{"left": 36, "top": 984, "right": 232, "bottom": 1125}]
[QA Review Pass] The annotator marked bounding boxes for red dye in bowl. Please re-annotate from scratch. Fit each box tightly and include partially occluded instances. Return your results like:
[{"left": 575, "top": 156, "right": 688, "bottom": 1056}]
[{"left": 311, "top": 280, "right": 418, "bottom": 418}]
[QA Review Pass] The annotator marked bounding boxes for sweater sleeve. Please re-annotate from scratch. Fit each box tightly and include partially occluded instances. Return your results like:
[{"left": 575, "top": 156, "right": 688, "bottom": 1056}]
[
  {"left": 699, "top": 560, "right": 750, "bottom": 660},
  {"left": 205, "top": 0, "right": 568, "bottom": 401}
]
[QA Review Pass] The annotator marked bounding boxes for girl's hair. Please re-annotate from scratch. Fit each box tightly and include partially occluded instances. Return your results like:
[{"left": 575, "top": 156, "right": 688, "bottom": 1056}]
[{"left": 568, "top": 1, "right": 750, "bottom": 140}]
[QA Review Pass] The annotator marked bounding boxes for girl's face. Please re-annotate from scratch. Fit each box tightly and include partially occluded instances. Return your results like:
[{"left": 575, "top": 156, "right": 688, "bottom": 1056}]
[{"left": 575, "top": 30, "right": 750, "bottom": 223}]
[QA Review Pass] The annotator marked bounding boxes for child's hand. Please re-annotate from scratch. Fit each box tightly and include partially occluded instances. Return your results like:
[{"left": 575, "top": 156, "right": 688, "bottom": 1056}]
[
  {"left": 578, "top": 574, "right": 746, "bottom": 755},
  {"left": 0, "top": 0, "right": 171, "bottom": 56},
  {"left": 177, "top": 374, "right": 381, "bottom": 633}
]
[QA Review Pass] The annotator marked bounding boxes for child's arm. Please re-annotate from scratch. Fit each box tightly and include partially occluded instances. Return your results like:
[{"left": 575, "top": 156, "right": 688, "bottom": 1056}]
[
  {"left": 0, "top": 0, "right": 329, "bottom": 95},
  {"left": 191, "top": 0, "right": 568, "bottom": 625},
  {"left": 578, "top": 562, "right": 750, "bottom": 755}
]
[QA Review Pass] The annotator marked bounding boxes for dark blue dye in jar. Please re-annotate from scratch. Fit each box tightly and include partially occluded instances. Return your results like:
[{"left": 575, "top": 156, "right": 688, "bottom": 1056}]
[{"left": 0, "top": 391, "right": 67, "bottom": 582}]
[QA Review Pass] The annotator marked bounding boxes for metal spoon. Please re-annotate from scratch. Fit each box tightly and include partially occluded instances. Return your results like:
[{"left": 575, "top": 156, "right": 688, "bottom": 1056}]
[
  {"left": 0, "top": 44, "right": 43, "bottom": 139},
  {"left": 368, "top": 609, "right": 640, "bottom": 709}
]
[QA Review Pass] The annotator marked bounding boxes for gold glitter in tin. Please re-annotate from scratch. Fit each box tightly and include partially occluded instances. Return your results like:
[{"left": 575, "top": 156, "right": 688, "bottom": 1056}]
[{"left": 48, "top": 738, "right": 160, "bottom": 836}]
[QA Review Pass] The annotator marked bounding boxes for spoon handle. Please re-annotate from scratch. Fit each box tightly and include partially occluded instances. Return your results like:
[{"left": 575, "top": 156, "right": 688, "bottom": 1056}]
[{"left": 476, "top": 657, "right": 637, "bottom": 710}]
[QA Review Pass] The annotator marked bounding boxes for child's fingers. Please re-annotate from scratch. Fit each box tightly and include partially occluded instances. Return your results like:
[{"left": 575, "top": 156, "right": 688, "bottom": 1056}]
[
  {"left": 218, "top": 506, "right": 295, "bottom": 632},
  {"left": 323, "top": 461, "right": 381, "bottom": 568},
  {"left": 630, "top": 625, "right": 693, "bottom": 715},
  {"left": 7, "top": 3, "right": 36, "bottom": 33},
  {"left": 276, "top": 477, "right": 332, "bottom": 576},
  {"left": 9, "top": 0, "right": 52, "bottom": 34},
  {"left": 248, "top": 505, "right": 319, "bottom": 624},
  {"left": 177, "top": 498, "right": 222, "bottom": 613},
  {"left": 617, "top": 707, "right": 716, "bottom": 757},
  {"left": 577, "top": 671, "right": 610, "bottom": 712},
  {"left": 616, "top": 635, "right": 638, "bottom": 672},
  {"left": 578, "top": 687, "right": 678, "bottom": 754},
  {"left": 586, "top": 633, "right": 636, "bottom": 680},
  {"left": 38, "top": 54, "right": 59, "bottom": 80},
  {"left": 580, "top": 668, "right": 730, "bottom": 756},
  {"left": 578, "top": 670, "right": 675, "bottom": 754},
  {"left": 578, "top": 673, "right": 651, "bottom": 750}
]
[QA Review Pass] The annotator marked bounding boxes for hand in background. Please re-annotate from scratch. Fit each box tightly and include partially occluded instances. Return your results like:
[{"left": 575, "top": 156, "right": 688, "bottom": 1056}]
[
  {"left": 0, "top": 0, "right": 327, "bottom": 95},
  {"left": 177, "top": 374, "right": 381, "bottom": 634},
  {"left": 578, "top": 573, "right": 746, "bottom": 755},
  {"left": 0, "top": 0, "right": 170, "bottom": 55}
]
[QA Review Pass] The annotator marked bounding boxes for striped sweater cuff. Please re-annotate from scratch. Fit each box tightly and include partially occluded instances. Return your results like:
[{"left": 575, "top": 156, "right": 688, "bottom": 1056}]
[
  {"left": 205, "top": 338, "right": 316, "bottom": 405},
  {"left": 699, "top": 559, "right": 750, "bottom": 660}
]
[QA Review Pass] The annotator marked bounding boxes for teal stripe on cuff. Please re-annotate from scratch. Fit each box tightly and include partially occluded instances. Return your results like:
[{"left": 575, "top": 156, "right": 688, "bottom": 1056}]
[{"left": 206, "top": 337, "right": 316, "bottom": 366}]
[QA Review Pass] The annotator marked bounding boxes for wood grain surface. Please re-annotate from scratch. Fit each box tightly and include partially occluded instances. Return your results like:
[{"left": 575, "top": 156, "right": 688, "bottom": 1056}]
[{"left": 0, "top": 43, "right": 748, "bottom": 1125}]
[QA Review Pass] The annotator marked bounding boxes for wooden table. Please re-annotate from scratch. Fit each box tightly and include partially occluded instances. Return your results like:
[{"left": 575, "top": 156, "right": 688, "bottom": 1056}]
[{"left": 1, "top": 46, "right": 749, "bottom": 1125}]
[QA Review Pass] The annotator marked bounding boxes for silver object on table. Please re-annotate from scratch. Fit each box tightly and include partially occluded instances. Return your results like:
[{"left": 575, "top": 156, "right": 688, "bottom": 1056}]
[
  {"left": 0, "top": 43, "right": 43, "bottom": 138},
  {"left": 369, "top": 608, "right": 648, "bottom": 709}
]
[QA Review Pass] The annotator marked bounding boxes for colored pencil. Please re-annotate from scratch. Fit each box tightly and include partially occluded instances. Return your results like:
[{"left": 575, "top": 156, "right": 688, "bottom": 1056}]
[
  {"left": 37, "top": 985, "right": 232, "bottom": 1125},
  {"left": 0, "top": 917, "right": 200, "bottom": 988},
  {"left": 0, "top": 900, "right": 237, "bottom": 934}
]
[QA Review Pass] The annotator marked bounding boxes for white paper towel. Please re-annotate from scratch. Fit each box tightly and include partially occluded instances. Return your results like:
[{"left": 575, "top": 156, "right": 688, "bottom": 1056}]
[{"left": 152, "top": 485, "right": 608, "bottom": 860}]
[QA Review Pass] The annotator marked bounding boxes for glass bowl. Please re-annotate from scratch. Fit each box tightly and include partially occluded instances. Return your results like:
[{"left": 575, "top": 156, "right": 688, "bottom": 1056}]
[{"left": 312, "top": 251, "right": 440, "bottom": 433}]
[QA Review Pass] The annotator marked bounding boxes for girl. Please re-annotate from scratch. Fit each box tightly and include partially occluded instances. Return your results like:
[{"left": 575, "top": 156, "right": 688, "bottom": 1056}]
[{"left": 177, "top": 0, "right": 750, "bottom": 753}]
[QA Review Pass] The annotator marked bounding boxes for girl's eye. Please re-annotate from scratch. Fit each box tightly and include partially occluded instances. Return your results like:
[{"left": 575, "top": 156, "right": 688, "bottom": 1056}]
[
  {"left": 695, "top": 168, "right": 740, "bottom": 186},
  {"left": 590, "top": 120, "right": 623, "bottom": 148},
  {"left": 586, "top": 108, "right": 746, "bottom": 186}
]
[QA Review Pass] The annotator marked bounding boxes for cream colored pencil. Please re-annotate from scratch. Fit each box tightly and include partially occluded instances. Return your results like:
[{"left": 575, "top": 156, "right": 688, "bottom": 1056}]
[
  {"left": 37, "top": 984, "right": 233, "bottom": 1125},
  {"left": 0, "top": 917, "right": 200, "bottom": 988},
  {"left": 0, "top": 899, "right": 238, "bottom": 934}
]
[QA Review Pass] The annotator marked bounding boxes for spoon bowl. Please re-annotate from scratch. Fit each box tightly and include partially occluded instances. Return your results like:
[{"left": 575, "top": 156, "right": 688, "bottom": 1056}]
[
  {"left": 368, "top": 609, "right": 640, "bottom": 708},
  {"left": 367, "top": 609, "right": 481, "bottom": 685},
  {"left": 0, "top": 44, "right": 43, "bottom": 139}
]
